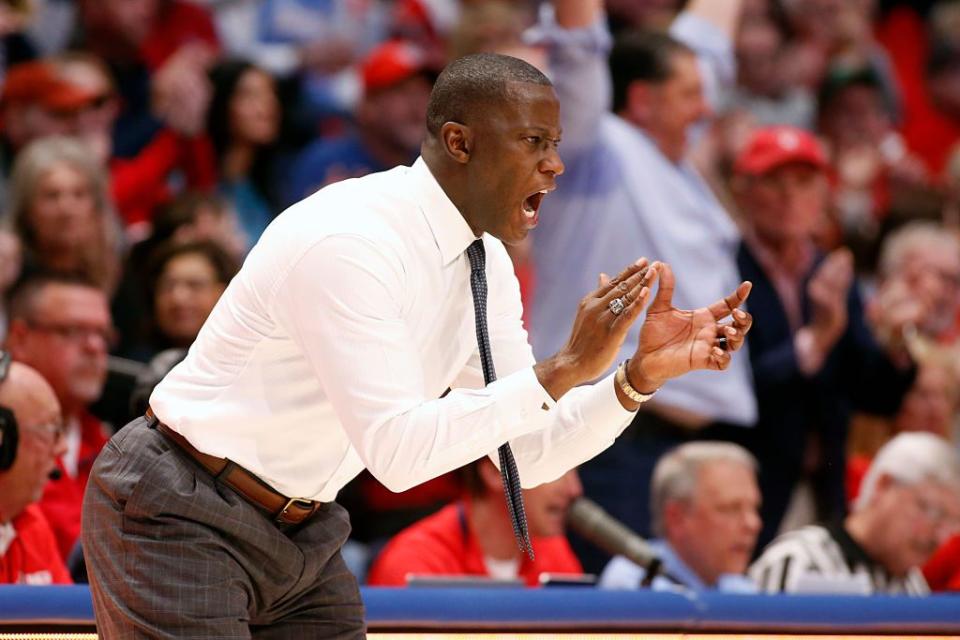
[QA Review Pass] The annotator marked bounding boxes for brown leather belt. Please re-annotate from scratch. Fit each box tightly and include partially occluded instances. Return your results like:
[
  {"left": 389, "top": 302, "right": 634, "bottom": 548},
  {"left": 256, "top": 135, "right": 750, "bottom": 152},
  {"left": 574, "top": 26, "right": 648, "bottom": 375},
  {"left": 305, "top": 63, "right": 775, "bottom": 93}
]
[{"left": 145, "top": 408, "right": 323, "bottom": 526}]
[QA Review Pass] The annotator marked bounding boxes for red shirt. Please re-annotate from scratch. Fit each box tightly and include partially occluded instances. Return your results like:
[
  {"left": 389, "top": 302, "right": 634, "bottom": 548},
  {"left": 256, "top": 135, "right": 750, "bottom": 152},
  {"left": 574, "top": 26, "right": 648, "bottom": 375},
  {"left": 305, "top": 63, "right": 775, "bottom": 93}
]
[
  {"left": 38, "top": 412, "right": 110, "bottom": 562},
  {"left": 367, "top": 501, "right": 582, "bottom": 587},
  {"left": 111, "top": 129, "right": 217, "bottom": 228},
  {"left": 876, "top": 7, "right": 960, "bottom": 177},
  {"left": 924, "top": 534, "right": 960, "bottom": 592},
  {"left": 0, "top": 505, "right": 71, "bottom": 585}
]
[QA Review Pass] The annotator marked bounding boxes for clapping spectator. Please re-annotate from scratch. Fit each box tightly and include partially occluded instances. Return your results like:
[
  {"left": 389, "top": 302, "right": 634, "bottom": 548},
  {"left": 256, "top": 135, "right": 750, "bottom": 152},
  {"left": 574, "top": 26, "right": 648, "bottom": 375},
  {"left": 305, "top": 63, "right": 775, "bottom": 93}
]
[{"left": 731, "top": 125, "right": 914, "bottom": 547}]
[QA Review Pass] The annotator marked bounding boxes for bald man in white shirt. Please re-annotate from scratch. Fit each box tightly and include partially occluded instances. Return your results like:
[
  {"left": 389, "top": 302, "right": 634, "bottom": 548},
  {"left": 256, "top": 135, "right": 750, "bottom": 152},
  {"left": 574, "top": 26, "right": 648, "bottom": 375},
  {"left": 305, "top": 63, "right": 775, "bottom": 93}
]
[{"left": 82, "top": 52, "right": 753, "bottom": 637}]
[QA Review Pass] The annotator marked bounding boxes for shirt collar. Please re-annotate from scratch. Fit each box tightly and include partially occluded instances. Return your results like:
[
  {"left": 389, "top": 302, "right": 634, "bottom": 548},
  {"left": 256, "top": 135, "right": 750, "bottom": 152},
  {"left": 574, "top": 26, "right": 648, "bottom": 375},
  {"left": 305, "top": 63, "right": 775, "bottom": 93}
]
[
  {"left": 410, "top": 156, "right": 478, "bottom": 266},
  {"left": 652, "top": 539, "right": 708, "bottom": 590},
  {"left": 827, "top": 521, "right": 882, "bottom": 573}
]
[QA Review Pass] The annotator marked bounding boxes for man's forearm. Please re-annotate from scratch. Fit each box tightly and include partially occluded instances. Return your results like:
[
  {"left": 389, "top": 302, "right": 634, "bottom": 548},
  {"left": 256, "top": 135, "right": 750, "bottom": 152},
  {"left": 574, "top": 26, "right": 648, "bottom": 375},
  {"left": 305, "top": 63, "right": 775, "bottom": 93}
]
[
  {"left": 554, "top": 0, "right": 602, "bottom": 29},
  {"left": 683, "top": 0, "right": 745, "bottom": 41}
]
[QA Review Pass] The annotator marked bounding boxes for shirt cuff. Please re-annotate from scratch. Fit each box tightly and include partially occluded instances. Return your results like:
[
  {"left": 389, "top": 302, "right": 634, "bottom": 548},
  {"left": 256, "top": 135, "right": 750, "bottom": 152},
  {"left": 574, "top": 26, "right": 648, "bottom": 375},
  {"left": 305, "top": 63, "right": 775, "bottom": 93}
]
[
  {"left": 582, "top": 371, "right": 637, "bottom": 439},
  {"left": 489, "top": 366, "right": 558, "bottom": 441}
]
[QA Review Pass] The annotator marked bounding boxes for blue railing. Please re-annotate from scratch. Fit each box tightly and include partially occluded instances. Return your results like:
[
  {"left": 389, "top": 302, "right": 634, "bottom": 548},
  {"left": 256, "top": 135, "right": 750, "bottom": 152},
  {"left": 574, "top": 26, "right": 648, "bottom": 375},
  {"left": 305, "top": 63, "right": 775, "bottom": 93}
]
[{"left": 0, "top": 586, "right": 958, "bottom": 633}]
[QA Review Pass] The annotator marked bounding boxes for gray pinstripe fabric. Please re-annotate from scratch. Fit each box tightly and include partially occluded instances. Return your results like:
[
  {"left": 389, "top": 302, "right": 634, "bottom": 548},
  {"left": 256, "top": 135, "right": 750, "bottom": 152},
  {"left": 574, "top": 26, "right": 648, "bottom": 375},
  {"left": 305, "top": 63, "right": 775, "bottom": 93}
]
[
  {"left": 466, "top": 239, "right": 532, "bottom": 559},
  {"left": 82, "top": 418, "right": 365, "bottom": 639}
]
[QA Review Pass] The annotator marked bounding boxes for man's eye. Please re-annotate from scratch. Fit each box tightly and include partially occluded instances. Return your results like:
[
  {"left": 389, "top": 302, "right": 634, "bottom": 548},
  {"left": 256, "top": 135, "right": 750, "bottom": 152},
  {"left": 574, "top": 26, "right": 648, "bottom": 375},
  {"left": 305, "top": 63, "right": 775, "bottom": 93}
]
[{"left": 525, "top": 136, "right": 541, "bottom": 145}]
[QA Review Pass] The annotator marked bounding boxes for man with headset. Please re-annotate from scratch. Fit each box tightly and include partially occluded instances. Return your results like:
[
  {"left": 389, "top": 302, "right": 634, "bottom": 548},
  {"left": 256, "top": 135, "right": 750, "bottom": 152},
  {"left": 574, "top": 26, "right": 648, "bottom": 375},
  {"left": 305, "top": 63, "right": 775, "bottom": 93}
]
[{"left": 0, "top": 351, "right": 70, "bottom": 584}]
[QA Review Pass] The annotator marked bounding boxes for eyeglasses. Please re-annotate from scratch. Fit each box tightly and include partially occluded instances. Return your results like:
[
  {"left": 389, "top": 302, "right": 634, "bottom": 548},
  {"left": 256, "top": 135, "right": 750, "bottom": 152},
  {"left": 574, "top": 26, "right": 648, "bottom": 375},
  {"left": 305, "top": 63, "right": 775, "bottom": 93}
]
[
  {"left": 26, "top": 320, "right": 117, "bottom": 348},
  {"left": 33, "top": 420, "right": 66, "bottom": 446}
]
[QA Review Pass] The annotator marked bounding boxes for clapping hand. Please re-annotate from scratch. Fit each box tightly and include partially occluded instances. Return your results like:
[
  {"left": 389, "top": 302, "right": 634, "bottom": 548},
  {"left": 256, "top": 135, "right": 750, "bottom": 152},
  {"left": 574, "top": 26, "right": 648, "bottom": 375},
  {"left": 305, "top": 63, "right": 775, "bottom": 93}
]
[{"left": 626, "top": 262, "right": 753, "bottom": 392}]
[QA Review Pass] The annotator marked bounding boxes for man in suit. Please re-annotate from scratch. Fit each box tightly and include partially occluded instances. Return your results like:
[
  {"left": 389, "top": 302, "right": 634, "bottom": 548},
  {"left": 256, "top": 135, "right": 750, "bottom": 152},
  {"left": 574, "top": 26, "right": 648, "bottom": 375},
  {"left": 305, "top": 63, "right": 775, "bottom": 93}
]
[{"left": 730, "top": 126, "right": 915, "bottom": 546}]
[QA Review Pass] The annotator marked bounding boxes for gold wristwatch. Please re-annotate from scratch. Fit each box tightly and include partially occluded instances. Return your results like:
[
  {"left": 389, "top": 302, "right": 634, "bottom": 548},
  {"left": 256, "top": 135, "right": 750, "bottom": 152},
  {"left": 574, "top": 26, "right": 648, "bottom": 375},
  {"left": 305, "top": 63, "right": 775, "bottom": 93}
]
[{"left": 615, "top": 359, "right": 657, "bottom": 403}]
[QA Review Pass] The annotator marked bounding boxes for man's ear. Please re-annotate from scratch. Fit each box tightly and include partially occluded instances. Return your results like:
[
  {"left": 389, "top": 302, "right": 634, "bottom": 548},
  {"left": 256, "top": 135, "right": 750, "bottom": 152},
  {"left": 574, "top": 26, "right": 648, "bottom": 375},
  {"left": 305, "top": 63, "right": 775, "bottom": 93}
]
[
  {"left": 625, "top": 81, "right": 654, "bottom": 127},
  {"left": 662, "top": 499, "right": 687, "bottom": 538},
  {"left": 440, "top": 122, "right": 472, "bottom": 165},
  {"left": 4, "top": 319, "right": 28, "bottom": 360}
]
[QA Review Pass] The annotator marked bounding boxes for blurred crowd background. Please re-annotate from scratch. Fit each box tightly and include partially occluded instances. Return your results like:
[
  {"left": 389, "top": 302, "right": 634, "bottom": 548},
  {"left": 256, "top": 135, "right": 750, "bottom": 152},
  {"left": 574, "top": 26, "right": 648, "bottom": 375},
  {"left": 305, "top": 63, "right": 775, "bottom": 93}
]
[{"left": 2, "top": 0, "right": 960, "bottom": 600}]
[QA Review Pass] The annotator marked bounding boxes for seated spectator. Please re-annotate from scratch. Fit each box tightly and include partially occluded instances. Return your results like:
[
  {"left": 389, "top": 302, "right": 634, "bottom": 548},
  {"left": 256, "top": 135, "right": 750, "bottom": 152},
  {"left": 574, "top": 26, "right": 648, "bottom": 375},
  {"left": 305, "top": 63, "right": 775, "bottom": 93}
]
[
  {"left": 731, "top": 125, "right": 915, "bottom": 547},
  {"left": 129, "top": 240, "right": 237, "bottom": 361},
  {"left": 0, "top": 353, "right": 70, "bottom": 584},
  {"left": 207, "top": 59, "right": 284, "bottom": 247},
  {"left": 112, "top": 191, "right": 244, "bottom": 356},
  {"left": 0, "top": 59, "right": 105, "bottom": 206},
  {"left": 816, "top": 66, "right": 930, "bottom": 250},
  {"left": 284, "top": 40, "right": 434, "bottom": 206},
  {"left": 367, "top": 461, "right": 583, "bottom": 587},
  {"left": 599, "top": 442, "right": 760, "bottom": 592},
  {"left": 5, "top": 272, "right": 113, "bottom": 562},
  {"left": 8, "top": 135, "right": 123, "bottom": 293},
  {"left": 750, "top": 432, "right": 960, "bottom": 595}
]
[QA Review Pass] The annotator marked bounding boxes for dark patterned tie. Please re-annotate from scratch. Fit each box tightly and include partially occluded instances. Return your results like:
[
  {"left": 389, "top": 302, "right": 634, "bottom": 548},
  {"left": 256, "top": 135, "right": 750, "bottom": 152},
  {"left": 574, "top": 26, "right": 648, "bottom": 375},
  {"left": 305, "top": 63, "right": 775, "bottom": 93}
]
[{"left": 465, "top": 238, "right": 534, "bottom": 560}]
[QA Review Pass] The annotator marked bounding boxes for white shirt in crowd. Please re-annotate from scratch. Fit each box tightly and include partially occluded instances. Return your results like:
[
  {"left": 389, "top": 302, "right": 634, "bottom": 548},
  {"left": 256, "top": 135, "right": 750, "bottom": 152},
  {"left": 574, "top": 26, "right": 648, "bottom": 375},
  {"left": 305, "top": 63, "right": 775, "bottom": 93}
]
[{"left": 152, "top": 158, "right": 635, "bottom": 502}]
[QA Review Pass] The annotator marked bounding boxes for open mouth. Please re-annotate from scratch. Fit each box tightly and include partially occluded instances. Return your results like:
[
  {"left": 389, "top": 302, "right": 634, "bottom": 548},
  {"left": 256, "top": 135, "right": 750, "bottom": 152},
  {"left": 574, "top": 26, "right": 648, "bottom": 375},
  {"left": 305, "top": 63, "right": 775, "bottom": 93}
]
[{"left": 522, "top": 190, "right": 549, "bottom": 228}]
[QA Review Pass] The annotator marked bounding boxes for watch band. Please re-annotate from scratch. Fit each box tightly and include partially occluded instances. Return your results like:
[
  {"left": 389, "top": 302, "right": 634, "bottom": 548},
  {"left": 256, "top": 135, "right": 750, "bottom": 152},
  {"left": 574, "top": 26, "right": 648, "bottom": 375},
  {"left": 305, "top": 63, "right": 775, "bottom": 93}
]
[{"left": 615, "top": 359, "right": 657, "bottom": 403}]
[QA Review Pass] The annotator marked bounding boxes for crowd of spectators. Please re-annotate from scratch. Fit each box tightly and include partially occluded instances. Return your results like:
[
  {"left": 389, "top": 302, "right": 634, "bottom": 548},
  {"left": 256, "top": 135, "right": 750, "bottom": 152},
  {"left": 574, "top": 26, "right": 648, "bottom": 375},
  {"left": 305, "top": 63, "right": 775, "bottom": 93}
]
[{"left": 1, "top": 0, "right": 959, "bottom": 605}]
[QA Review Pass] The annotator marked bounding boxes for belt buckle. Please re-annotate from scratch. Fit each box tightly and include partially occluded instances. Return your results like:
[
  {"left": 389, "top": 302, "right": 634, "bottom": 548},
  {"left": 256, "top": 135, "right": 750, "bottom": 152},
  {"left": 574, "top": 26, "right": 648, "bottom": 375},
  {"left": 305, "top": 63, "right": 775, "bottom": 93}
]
[{"left": 276, "top": 497, "right": 316, "bottom": 524}]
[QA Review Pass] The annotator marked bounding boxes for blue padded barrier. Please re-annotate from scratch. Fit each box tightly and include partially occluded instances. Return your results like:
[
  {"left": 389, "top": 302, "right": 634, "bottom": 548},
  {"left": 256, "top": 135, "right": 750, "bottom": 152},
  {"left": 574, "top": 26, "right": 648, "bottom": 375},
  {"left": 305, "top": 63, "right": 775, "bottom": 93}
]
[{"left": 0, "top": 585, "right": 959, "bottom": 633}]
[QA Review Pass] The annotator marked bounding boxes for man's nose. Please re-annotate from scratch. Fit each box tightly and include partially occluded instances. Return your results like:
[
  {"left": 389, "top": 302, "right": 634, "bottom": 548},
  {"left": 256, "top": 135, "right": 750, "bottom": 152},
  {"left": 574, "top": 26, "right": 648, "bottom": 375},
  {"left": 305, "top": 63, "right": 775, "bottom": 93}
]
[{"left": 540, "top": 147, "right": 564, "bottom": 178}]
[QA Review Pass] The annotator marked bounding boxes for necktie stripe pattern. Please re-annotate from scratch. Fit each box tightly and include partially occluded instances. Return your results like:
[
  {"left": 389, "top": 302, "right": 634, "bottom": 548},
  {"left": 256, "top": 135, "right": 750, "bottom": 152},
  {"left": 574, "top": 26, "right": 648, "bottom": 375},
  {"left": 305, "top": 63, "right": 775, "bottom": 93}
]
[{"left": 466, "top": 238, "right": 534, "bottom": 560}]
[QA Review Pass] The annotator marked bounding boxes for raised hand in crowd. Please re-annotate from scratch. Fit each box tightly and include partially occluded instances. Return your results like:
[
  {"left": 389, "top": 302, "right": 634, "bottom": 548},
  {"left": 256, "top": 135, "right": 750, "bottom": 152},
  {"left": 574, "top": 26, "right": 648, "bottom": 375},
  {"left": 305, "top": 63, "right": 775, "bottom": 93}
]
[
  {"left": 151, "top": 42, "right": 217, "bottom": 137},
  {"left": 798, "top": 247, "right": 853, "bottom": 372},
  {"left": 868, "top": 270, "right": 935, "bottom": 367}
]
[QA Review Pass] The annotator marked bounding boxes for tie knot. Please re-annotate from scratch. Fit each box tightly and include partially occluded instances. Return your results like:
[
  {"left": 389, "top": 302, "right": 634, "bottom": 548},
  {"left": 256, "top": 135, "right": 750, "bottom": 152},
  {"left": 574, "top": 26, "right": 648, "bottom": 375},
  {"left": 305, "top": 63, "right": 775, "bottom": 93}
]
[{"left": 466, "top": 239, "right": 485, "bottom": 273}]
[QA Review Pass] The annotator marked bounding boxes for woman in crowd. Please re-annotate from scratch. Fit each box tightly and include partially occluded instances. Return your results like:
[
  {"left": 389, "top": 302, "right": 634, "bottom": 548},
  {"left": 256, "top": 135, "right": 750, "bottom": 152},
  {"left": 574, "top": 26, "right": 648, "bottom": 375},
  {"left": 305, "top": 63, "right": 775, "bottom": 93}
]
[
  {"left": 207, "top": 59, "right": 284, "bottom": 249},
  {"left": 131, "top": 239, "right": 238, "bottom": 361},
  {"left": 7, "top": 135, "right": 122, "bottom": 293}
]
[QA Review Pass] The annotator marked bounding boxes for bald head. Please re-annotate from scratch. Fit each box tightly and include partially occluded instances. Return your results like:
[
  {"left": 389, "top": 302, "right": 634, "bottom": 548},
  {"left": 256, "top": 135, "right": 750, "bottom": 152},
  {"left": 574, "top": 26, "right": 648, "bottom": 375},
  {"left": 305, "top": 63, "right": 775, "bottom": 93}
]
[
  {"left": 0, "top": 361, "right": 61, "bottom": 437},
  {"left": 0, "top": 361, "right": 62, "bottom": 522}
]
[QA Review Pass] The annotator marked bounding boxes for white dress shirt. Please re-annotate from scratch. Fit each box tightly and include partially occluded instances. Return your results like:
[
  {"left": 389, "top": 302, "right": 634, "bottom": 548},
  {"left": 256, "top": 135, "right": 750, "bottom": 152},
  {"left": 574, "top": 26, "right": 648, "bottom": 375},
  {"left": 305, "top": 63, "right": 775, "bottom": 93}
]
[{"left": 151, "top": 158, "right": 635, "bottom": 502}]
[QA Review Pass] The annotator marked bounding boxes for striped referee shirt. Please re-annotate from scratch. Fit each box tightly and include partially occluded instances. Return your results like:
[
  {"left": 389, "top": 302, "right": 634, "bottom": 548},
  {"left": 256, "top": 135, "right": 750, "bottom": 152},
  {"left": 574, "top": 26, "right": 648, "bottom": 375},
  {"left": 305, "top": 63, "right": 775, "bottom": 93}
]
[{"left": 749, "top": 524, "right": 929, "bottom": 595}]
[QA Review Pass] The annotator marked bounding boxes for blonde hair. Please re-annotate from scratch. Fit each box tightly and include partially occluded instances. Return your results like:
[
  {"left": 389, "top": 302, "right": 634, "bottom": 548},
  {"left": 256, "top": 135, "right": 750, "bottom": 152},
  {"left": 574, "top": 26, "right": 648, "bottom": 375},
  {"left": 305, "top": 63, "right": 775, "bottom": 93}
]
[{"left": 8, "top": 136, "right": 122, "bottom": 292}]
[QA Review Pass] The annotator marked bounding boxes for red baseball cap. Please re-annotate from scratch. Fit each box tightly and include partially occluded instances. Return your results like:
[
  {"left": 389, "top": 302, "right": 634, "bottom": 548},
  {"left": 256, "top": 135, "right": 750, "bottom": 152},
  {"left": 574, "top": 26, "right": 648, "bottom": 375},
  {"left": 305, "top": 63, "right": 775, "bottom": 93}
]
[
  {"left": 734, "top": 126, "right": 828, "bottom": 176},
  {"left": 2, "top": 60, "right": 102, "bottom": 112},
  {"left": 361, "top": 40, "right": 431, "bottom": 94}
]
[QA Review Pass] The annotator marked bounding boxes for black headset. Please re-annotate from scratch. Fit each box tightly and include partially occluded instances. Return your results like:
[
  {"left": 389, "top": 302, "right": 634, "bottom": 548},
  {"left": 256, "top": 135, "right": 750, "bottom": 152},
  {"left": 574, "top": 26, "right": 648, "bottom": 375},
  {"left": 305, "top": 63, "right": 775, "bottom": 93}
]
[{"left": 0, "top": 350, "right": 17, "bottom": 471}]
